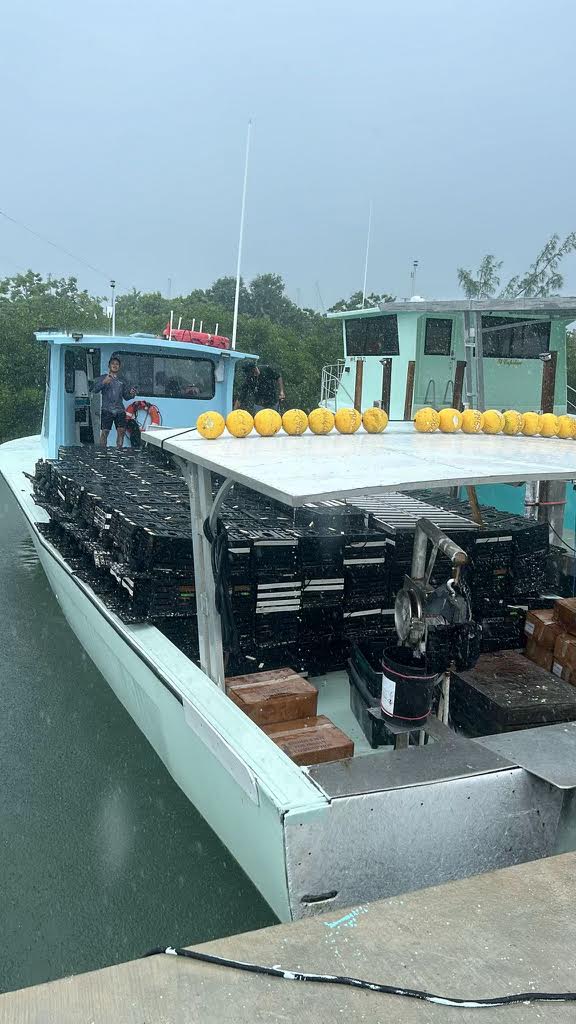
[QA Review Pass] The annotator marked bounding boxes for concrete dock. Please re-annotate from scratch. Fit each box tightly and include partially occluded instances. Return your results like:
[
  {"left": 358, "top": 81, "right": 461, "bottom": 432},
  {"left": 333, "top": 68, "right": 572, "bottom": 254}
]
[{"left": 2, "top": 852, "right": 576, "bottom": 1022}]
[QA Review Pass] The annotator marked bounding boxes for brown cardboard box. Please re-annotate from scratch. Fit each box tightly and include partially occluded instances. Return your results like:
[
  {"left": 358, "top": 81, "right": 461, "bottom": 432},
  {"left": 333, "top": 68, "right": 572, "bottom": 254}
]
[
  {"left": 551, "top": 633, "right": 576, "bottom": 684},
  {"left": 553, "top": 598, "right": 576, "bottom": 636},
  {"left": 553, "top": 632, "right": 576, "bottom": 671},
  {"left": 263, "top": 715, "right": 354, "bottom": 766},
  {"left": 525, "top": 637, "right": 553, "bottom": 673},
  {"left": 226, "top": 667, "right": 318, "bottom": 726},
  {"left": 524, "top": 609, "right": 564, "bottom": 650},
  {"left": 551, "top": 658, "right": 574, "bottom": 684}
]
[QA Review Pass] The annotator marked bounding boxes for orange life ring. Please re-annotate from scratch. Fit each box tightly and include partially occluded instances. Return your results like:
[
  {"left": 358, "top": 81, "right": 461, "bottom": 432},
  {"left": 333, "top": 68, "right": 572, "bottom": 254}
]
[{"left": 125, "top": 400, "right": 162, "bottom": 427}]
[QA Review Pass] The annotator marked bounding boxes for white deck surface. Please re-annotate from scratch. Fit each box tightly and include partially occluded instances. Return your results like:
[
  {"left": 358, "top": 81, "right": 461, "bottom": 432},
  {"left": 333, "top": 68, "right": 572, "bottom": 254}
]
[{"left": 143, "top": 422, "right": 576, "bottom": 506}]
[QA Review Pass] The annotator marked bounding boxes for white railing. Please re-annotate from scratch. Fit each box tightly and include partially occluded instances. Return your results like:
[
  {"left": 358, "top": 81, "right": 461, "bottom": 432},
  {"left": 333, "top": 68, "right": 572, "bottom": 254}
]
[
  {"left": 320, "top": 360, "right": 355, "bottom": 409},
  {"left": 568, "top": 383, "right": 576, "bottom": 414}
]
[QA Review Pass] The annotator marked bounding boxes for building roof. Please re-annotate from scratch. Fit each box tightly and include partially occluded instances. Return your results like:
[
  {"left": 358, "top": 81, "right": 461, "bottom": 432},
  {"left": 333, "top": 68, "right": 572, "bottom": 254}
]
[
  {"left": 328, "top": 297, "right": 576, "bottom": 320},
  {"left": 379, "top": 298, "right": 576, "bottom": 316}
]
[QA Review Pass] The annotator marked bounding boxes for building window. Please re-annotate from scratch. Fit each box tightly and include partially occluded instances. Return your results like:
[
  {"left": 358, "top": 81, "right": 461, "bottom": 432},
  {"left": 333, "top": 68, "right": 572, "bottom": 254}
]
[
  {"left": 424, "top": 317, "right": 453, "bottom": 355},
  {"left": 481, "top": 316, "right": 551, "bottom": 359},
  {"left": 345, "top": 315, "right": 399, "bottom": 356},
  {"left": 115, "top": 351, "right": 215, "bottom": 399}
]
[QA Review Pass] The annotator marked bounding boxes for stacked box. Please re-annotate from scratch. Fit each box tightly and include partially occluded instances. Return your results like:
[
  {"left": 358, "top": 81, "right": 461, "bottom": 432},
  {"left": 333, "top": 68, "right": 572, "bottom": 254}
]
[{"left": 450, "top": 650, "right": 576, "bottom": 735}]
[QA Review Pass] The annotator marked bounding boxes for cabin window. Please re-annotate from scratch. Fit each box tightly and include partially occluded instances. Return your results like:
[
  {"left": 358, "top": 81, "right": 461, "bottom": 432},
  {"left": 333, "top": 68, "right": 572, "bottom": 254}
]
[
  {"left": 481, "top": 316, "right": 551, "bottom": 359},
  {"left": 424, "top": 317, "right": 453, "bottom": 355},
  {"left": 64, "top": 349, "right": 86, "bottom": 393},
  {"left": 345, "top": 315, "right": 399, "bottom": 356},
  {"left": 115, "top": 351, "right": 215, "bottom": 399}
]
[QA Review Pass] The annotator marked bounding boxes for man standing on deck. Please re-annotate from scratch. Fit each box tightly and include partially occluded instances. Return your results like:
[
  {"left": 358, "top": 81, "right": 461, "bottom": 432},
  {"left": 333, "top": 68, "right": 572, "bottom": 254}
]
[
  {"left": 234, "top": 361, "right": 285, "bottom": 413},
  {"left": 92, "top": 356, "right": 136, "bottom": 448}
]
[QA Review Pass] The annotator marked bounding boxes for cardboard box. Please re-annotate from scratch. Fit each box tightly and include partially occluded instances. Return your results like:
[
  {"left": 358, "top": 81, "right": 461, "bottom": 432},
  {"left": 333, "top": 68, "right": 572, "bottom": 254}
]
[
  {"left": 525, "top": 637, "right": 553, "bottom": 673},
  {"left": 524, "top": 609, "right": 563, "bottom": 650},
  {"left": 263, "top": 715, "right": 354, "bottom": 766},
  {"left": 554, "top": 598, "right": 576, "bottom": 637},
  {"left": 551, "top": 633, "right": 576, "bottom": 684},
  {"left": 553, "top": 632, "right": 576, "bottom": 671},
  {"left": 551, "top": 659, "right": 574, "bottom": 684},
  {"left": 226, "top": 667, "right": 318, "bottom": 726}
]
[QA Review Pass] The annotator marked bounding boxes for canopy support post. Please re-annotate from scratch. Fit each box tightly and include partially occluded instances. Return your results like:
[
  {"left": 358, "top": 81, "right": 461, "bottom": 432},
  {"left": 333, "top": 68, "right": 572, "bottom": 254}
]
[{"left": 181, "top": 461, "right": 226, "bottom": 690}]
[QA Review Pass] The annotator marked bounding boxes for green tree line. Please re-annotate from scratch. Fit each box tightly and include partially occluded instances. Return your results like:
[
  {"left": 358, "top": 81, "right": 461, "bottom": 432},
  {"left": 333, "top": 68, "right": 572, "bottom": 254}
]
[
  {"left": 0, "top": 271, "right": 352, "bottom": 443},
  {"left": 2, "top": 240, "right": 576, "bottom": 444}
]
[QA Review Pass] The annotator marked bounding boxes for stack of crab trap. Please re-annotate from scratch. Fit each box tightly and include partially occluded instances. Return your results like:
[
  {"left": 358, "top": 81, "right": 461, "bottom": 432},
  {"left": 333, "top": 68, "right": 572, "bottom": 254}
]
[{"left": 32, "top": 448, "right": 551, "bottom": 682}]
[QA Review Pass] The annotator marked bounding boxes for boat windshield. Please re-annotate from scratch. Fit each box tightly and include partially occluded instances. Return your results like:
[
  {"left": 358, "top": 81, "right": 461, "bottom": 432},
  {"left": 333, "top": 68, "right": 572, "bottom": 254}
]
[{"left": 114, "top": 350, "right": 215, "bottom": 399}]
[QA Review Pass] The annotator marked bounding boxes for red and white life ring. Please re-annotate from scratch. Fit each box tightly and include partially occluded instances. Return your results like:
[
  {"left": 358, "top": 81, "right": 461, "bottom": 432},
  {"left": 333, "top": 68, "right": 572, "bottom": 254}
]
[{"left": 125, "top": 400, "right": 162, "bottom": 427}]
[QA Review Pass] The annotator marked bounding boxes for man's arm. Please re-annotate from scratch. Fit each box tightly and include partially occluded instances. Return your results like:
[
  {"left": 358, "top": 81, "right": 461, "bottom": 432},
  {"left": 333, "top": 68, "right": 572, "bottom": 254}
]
[
  {"left": 92, "top": 374, "right": 109, "bottom": 394},
  {"left": 122, "top": 379, "right": 137, "bottom": 400}
]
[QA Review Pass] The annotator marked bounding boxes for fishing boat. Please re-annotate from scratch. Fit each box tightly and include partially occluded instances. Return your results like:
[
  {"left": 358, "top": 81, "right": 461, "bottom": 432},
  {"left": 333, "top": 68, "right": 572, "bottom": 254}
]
[
  {"left": 323, "top": 298, "right": 576, "bottom": 535},
  {"left": 2, "top": 306, "right": 576, "bottom": 923}
]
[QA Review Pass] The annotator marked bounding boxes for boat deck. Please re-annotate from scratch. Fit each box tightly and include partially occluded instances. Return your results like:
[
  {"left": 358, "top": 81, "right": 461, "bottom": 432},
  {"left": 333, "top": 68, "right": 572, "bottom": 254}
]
[{"left": 4, "top": 851, "right": 576, "bottom": 1022}]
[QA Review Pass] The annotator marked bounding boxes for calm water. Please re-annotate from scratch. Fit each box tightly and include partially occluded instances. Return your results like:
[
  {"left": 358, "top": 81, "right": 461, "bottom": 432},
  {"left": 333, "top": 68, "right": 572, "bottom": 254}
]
[{"left": 0, "top": 478, "right": 276, "bottom": 994}]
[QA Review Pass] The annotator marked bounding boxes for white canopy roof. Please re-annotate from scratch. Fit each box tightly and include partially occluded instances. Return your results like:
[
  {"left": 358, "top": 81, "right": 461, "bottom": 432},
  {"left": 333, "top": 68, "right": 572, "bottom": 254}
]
[{"left": 142, "top": 422, "right": 576, "bottom": 507}]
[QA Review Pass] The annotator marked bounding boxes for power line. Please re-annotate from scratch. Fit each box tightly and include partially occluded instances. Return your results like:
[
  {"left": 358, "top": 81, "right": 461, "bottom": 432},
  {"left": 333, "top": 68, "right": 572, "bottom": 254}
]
[{"left": 0, "top": 207, "right": 111, "bottom": 281}]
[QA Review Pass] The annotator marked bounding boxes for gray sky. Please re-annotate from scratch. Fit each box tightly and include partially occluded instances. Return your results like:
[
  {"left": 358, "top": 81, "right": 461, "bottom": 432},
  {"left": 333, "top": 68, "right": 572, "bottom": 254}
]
[{"left": 2, "top": 0, "right": 576, "bottom": 308}]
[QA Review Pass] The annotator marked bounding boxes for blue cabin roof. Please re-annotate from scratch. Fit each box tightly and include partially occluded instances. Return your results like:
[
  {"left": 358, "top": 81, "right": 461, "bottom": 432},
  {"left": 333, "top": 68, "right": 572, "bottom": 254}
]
[{"left": 35, "top": 330, "right": 257, "bottom": 361}]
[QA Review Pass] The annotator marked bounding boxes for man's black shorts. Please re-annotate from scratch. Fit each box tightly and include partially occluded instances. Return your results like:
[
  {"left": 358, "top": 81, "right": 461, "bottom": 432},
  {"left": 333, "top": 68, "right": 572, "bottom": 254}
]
[{"left": 101, "top": 409, "right": 127, "bottom": 431}]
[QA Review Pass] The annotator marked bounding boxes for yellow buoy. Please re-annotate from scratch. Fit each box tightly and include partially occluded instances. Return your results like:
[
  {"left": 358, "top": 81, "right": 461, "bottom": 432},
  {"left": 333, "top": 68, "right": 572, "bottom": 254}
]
[
  {"left": 414, "top": 407, "right": 440, "bottom": 433},
  {"left": 482, "top": 409, "right": 505, "bottom": 434},
  {"left": 521, "top": 411, "right": 542, "bottom": 436},
  {"left": 334, "top": 407, "right": 362, "bottom": 434},
  {"left": 282, "top": 408, "right": 308, "bottom": 435},
  {"left": 196, "top": 411, "right": 225, "bottom": 439},
  {"left": 438, "top": 408, "right": 462, "bottom": 433},
  {"left": 362, "top": 407, "right": 389, "bottom": 434},
  {"left": 254, "top": 408, "right": 282, "bottom": 436},
  {"left": 226, "top": 409, "right": 254, "bottom": 438},
  {"left": 540, "top": 413, "right": 560, "bottom": 437},
  {"left": 557, "top": 414, "right": 576, "bottom": 439},
  {"left": 461, "top": 409, "right": 484, "bottom": 434},
  {"left": 308, "top": 408, "right": 335, "bottom": 434},
  {"left": 502, "top": 410, "right": 523, "bottom": 436}
]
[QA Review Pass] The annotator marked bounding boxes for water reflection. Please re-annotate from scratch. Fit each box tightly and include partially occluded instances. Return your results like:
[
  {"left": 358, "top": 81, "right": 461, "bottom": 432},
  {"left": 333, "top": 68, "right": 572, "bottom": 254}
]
[{"left": 0, "top": 478, "right": 275, "bottom": 994}]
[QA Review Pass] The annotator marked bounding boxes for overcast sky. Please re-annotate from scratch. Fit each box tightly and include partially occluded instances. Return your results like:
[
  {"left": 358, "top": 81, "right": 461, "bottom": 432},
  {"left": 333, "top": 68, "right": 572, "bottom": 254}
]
[{"left": 1, "top": 0, "right": 575, "bottom": 308}]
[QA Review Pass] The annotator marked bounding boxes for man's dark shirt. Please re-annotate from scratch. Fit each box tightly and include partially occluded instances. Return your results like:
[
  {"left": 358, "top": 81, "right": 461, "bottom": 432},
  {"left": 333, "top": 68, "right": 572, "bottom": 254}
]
[{"left": 93, "top": 374, "right": 133, "bottom": 412}]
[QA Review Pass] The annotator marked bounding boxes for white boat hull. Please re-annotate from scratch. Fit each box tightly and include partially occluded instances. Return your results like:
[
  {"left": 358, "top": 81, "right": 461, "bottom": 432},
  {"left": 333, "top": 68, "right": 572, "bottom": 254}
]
[{"left": 0, "top": 436, "right": 567, "bottom": 922}]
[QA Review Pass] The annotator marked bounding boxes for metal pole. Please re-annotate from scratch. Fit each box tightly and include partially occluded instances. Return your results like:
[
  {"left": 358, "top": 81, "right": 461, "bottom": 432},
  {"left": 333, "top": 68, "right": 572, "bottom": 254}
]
[
  {"left": 380, "top": 357, "right": 392, "bottom": 415},
  {"left": 354, "top": 359, "right": 364, "bottom": 411},
  {"left": 185, "top": 463, "right": 225, "bottom": 689},
  {"left": 361, "top": 200, "right": 373, "bottom": 309},
  {"left": 453, "top": 360, "right": 466, "bottom": 411},
  {"left": 473, "top": 311, "right": 485, "bottom": 410},
  {"left": 404, "top": 360, "right": 416, "bottom": 420},
  {"left": 463, "top": 311, "right": 475, "bottom": 408},
  {"left": 231, "top": 119, "right": 252, "bottom": 350},
  {"left": 110, "top": 279, "right": 116, "bottom": 337},
  {"left": 168, "top": 309, "right": 174, "bottom": 341}
]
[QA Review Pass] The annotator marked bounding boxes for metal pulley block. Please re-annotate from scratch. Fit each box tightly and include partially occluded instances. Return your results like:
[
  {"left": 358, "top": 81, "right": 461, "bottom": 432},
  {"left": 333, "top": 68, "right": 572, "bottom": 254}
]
[{"left": 394, "top": 518, "right": 480, "bottom": 672}]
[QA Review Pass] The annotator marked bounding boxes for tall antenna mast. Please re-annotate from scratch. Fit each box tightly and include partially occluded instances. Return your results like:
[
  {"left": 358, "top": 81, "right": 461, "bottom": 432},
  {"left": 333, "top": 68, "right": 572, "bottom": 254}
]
[
  {"left": 410, "top": 259, "right": 419, "bottom": 296},
  {"left": 110, "top": 279, "right": 116, "bottom": 337},
  {"left": 361, "top": 200, "right": 373, "bottom": 309},
  {"left": 231, "top": 120, "right": 252, "bottom": 350}
]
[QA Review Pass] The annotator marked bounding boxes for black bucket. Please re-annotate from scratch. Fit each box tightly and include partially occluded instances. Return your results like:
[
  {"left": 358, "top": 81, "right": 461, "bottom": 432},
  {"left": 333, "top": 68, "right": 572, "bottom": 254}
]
[{"left": 380, "top": 645, "right": 440, "bottom": 724}]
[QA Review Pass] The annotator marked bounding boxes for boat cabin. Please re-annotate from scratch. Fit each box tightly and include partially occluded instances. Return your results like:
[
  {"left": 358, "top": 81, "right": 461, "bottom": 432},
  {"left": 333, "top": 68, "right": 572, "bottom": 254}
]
[
  {"left": 36, "top": 330, "right": 256, "bottom": 459},
  {"left": 324, "top": 298, "right": 576, "bottom": 418}
]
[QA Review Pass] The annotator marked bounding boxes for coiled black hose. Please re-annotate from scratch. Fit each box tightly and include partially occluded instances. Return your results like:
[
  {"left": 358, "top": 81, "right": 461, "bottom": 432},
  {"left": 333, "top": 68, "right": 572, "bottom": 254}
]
[{"left": 203, "top": 516, "right": 239, "bottom": 655}]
